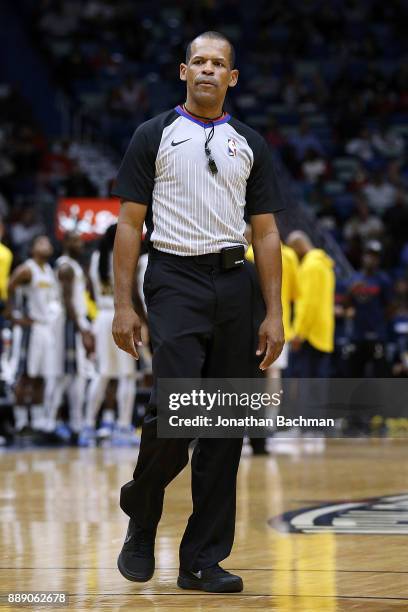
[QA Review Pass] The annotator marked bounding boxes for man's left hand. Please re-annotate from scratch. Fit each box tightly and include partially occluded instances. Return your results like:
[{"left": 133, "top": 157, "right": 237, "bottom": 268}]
[
  {"left": 290, "top": 335, "right": 304, "bottom": 352},
  {"left": 256, "top": 315, "right": 284, "bottom": 370},
  {"left": 81, "top": 329, "right": 95, "bottom": 356}
]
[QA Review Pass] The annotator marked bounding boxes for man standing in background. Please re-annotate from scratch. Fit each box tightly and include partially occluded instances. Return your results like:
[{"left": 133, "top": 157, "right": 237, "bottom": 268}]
[
  {"left": 346, "top": 240, "right": 391, "bottom": 377},
  {"left": 53, "top": 231, "right": 94, "bottom": 442},
  {"left": 83, "top": 224, "right": 140, "bottom": 448},
  {"left": 287, "top": 231, "right": 335, "bottom": 377},
  {"left": 5, "top": 236, "right": 63, "bottom": 435}
]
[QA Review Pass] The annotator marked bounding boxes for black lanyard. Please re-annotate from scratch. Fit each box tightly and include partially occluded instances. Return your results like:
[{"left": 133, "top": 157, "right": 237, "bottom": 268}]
[
  {"left": 204, "top": 123, "right": 218, "bottom": 175},
  {"left": 183, "top": 104, "right": 220, "bottom": 175}
]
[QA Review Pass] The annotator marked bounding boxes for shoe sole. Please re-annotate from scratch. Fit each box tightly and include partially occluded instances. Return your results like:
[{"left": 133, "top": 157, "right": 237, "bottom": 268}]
[
  {"left": 177, "top": 575, "right": 243, "bottom": 593},
  {"left": 117, "top": 554, "right": 154, "bottom": 583}
]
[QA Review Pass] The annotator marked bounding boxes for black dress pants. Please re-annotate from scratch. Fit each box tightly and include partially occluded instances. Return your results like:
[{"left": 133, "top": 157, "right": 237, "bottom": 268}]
[{"left": 120, "top": 248, "right": 254, "bottom": 572}]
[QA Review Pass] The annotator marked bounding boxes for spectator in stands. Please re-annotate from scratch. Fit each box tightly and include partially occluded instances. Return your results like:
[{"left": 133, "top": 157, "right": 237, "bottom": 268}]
[
  {"left": 265, "top": 116, "right": 287, "bottom": 151},
  {"left": 301, "top": 147, "right": 329, "bottom": 184},
  {"left": 310, "top": 72, "right": 329, "bottom": 108},
  {"left": 82, "top": 0, "right": 116, "bottom": 22},
  {"left": 89, "top": 46, "right": 117, "bottom": 74},
  {"left": 387, "top": 160, "right": 407, "bottom": 189},
  {"left": 248, "top": 64, "right": 280, "bottom": 101},
  {"left": 343, "top": 194, "right": 384, "bottom": 242},
  {"left": 62, "top": 161, "right": 98, "bottom": 197},
  {"left": 286, "top": 231, "right": 335, "bottom": 377},
  {"left": 110, "top": 76, "right": 148, "bottom": 117},
  {"left": 38, "top": 0, "right": 79, "bottom": 39},
  {"left": 372, "top": 121, "right": 405, "bottom": 159},
  {"left": 362, "top": 169, "right": 397, "bottom": 215},
  {"left": 346, "top": 240, "right": 392, "bottom": 377},
  {"left": 315, "top": 195, "right": 342, "bottom": 238},
  {"left": 288, "top": 117, "right": 324, "bottom": 161},
  {"left": 41, "top": 140, "right": 75, "bottom": 180},
  {"left": 348, "top": 162, "right": 369, "bottom": 193},
  {"left": 345, "top": 126, "right": 375, "bottom": 162},
  {"left": 10, "top": 125, "right": 42, "bottom": 177},
  {"left": 282, "top": 74, "right": 305, "bottom": 109},
  {"left": 9, "top": 207, "right": 45, "bottom": 260}
]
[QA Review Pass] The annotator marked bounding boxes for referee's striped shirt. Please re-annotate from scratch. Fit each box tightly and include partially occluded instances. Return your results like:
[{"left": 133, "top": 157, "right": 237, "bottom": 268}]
[{"left": 111, "top": 105, "right": 284, "bottom": 256}]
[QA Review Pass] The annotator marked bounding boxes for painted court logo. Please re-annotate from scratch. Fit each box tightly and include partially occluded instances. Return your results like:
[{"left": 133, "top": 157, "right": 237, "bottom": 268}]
[
  {"left": 228, "top": 138, "right": 237, "bottom": 157},
  {"left": 270, "top": 494, "right": 408, "bottom": 534}
]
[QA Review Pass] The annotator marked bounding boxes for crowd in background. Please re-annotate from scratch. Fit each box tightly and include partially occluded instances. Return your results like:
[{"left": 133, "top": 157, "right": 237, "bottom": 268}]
[{"left": 0, "top": 0, "right": 407, "bottom": 383}]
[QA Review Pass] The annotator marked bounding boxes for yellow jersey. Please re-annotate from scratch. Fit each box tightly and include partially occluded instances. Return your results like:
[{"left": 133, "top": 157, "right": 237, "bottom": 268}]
[
  {"left": 0, "top": 242, "right": 13, "bottom": 301},
  {"left": 293, "top": 248, "right": 335, "bottom": 353}
]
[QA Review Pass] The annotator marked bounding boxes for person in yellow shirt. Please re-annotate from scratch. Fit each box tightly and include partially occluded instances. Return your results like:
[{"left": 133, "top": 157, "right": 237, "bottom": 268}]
[
  {"left": 0, "top": 219, "right": 13, "bottom": 303},
  {"left": 0, "top": 219, "right": 13, "bottom": 360},
  {"left": 286, "top": 231, "right": 335, "bottom": 377}
]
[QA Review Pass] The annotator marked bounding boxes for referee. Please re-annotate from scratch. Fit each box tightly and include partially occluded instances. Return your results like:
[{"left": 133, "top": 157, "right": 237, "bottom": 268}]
[{"left": 111, "top": 31, "right": 284, "bottom": 593}]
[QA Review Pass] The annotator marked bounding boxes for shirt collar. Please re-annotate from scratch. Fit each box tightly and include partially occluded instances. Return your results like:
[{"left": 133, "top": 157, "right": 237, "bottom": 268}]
[{"left": 175, "top": 105, "right": 231, "bottom": 127}]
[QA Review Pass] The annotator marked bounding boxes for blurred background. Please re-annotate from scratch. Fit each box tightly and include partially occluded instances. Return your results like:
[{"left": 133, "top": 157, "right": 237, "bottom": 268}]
[{"left": 0, "top": 0, "right": 407, "bottom": 447}]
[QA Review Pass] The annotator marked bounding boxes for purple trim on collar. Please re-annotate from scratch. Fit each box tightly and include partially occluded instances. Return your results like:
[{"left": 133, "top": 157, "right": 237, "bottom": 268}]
[{"left": 175, "top": 105, "right": 231, "bottom": 127}]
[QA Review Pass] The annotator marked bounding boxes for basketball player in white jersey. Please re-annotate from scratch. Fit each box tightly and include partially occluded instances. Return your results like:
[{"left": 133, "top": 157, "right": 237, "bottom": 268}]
[
  {"left": 52, "top": 231, "right": 94, "bottom": 441},
  {"left": 82, "top": 224, "right": 139, "bottom": 447},
  {"left": 6, "top": 235, "right": 64, "bottom": 435}
]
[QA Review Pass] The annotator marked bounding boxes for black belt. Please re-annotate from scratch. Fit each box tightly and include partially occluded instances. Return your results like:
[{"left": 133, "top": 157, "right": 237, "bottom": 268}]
[{"left": 149, "top": 246, "right": 245, "bottom": 270}]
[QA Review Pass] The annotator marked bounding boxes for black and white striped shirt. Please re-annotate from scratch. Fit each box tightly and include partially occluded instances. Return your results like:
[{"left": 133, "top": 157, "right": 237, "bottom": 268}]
[{"left": 111, "top": 105, "right": 284, "bottom": 256}]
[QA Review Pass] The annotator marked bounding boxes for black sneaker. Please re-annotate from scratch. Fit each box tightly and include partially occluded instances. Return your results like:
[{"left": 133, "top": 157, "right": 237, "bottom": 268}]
[
  {"left": 117, "top": 519, "right": 156, "bottom": 582},
  {"left": 177, "top": 563, "right": 243, "bottom": 593}
]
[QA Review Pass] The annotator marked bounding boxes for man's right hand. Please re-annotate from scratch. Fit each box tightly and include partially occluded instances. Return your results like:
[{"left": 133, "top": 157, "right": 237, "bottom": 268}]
[{"left": 112, "top": 306, "right": 142, "bottom": 359}]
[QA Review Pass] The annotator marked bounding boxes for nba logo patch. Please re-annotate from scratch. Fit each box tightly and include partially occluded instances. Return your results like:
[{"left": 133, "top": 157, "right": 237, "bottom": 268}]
[{"left": 227, "top": 138, "right": 237, "bottom": 157}]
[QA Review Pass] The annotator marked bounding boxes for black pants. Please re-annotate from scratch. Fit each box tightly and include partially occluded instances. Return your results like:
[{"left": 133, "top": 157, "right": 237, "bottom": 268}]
[
  {"left": 289, "top": 341, "right": 331, "bottom": 378},
  {"left": 120, "top": 248, "right": 254, "bottom": 572}
]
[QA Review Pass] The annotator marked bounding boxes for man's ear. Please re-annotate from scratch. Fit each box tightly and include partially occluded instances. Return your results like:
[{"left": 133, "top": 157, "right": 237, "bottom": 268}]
[
  {"left": 180, "top": 63, "right": 187, "bottom": 82},
  {"left": 228, "top": 69, "right": 239, "bottom": 88}
]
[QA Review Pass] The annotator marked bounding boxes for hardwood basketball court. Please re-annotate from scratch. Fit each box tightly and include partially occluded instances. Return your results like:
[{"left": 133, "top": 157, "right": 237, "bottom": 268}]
[{"left": 1, "top": 439, "right": 407, "bottom": 610}]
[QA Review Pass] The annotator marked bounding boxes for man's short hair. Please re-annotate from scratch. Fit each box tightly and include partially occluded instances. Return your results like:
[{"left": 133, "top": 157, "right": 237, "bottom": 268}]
[
  {"left": 185, "top": 31, "right": 235, "bottom": 68},
  {"left": 63, "top": 230, "right": 80, "bottom": 242}
]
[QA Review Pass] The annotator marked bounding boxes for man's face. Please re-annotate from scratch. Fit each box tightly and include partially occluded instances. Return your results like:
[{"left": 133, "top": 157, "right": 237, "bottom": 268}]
[
  {"left": 180, "top": 37, "right": 238, "bottom": 107},
  {"left": 363, "top": 251, "right": 380, "bottom": 271},
  {"left": 66, "top": 234, "right": 83, "bottom": 257},
  {"left": 33, "top": 236, "right": 53, "bottom": 259}
]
